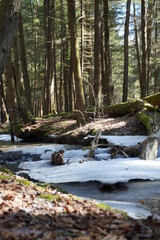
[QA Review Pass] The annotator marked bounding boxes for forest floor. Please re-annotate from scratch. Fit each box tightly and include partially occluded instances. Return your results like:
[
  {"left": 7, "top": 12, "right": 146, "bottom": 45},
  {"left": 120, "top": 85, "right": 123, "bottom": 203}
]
[
  {"left": 16, "top": 115, "right": 148, "bottom": 144},
  {"left": 1, "top": 115, "right": 160, "bottom": 239},
  {"left": 0, "top": 169, "right": 160, "bottom": 240}
]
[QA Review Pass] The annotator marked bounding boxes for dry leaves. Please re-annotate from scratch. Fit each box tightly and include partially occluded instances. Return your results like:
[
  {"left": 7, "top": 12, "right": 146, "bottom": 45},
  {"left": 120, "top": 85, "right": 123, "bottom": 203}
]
[{"left": 0, "top": 173, "right": 159, "bottom": 239}]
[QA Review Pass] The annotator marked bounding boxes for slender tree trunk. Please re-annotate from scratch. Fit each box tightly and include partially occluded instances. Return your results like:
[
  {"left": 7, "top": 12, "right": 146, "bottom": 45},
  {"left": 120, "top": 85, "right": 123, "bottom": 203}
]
[
  {"left": 0, "top": 78, "right": 7, "bottom": 123},
  {"left": 18, "top": 12, "right": 32, "bottom": 114},
  {"left": 43, "top": 0, "right": 52, "bottom": 115},
  {"left": 13, "top": 34, "right": 32, "bottom": 122},
  {"left": 59, "top": 0, "right": 64, "bottom": 112},
  {"left": 80, "top": 0, "right": 84, "bottom": 81},
  {"left": 94, "top": 0, "right": 101, "bottom": 107},
  {"left": 103, "top": 0, "right": 112, "bottom": 105},
  {"left": 141, "top": 0, "right": 147, "bottom": 97},
  {"left": 146, "top": 1, "right": 154, "bottom": 95},
  {"left": 154, "top": 0, "right": 158, "bottom": 93},
  {"left": 122, "top": 0, "right": 131, "bottom": 102},
  {"left": 54, "top": 40, "right": 59, "bottom": 112},
  {"left": 5, "top": 55, "right": 19, "bottom": 138},
  {"left": 50, "top": 0, "right": 56, "bottom": 113},
  {"left": 0, "top": 0, "right": 21, "bottom": 79},
  {"left": 134, "top": 1, "right": 142, "bottom": 95},
  {"left": 68, "top": 51, "right": 74, "bottom": 112},
  {"left": 67, "top": 0, "right": 85, "bottom": 123}
]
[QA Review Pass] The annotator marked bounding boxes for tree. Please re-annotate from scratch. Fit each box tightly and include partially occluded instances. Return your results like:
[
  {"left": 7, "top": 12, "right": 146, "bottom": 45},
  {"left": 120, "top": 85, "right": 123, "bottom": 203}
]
[
  {"left": 141, "top": 0, "right": 147, "bottom": 97},
  {"left": 94, "top": 0, "right": 101, "bottom": 107},
  {"left": 103, "top": 0, "right": 112, "bottom": 105},
  {"left": 122, "top": 0, "right": 131, "bottom": 102},
  {"left": 67, "top": 0, "right": 85, "bottom": 123},
  {"left": 5, "top": 55, "right": 19, "bottom": 140},
  {"left": 18, "top": 11, "right": 32, "bottom": 114},
  {"left": 43, "top": 0, "right": 53, "bottom": 115},
  {"left": 134, "top": 1, "right": 142, "bottom": 96},
  {"left": 146, "top": 0, "right": 154, "bottom": 94},
  {"left": 0, "top": 0, "right": 21, "bottom": 79}
]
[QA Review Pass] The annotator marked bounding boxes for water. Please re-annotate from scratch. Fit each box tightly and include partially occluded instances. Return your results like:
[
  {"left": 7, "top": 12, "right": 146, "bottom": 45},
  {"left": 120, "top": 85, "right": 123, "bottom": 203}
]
[{"left": 1, "top": 141, "right": 160, "bottom": 219}]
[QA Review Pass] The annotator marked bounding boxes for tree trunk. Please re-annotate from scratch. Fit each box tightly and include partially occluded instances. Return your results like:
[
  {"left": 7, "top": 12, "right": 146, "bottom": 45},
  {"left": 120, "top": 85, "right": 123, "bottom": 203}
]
[
  {"left": 43, "top": 0, "right": 52, "bottom": 115},
  {"left": 154, "top": 0, "right": 158, "bottom": 93},
  {"left": 141, "top": 0, "right": 147, "bottom": 97},
  {"left": 103, "top": 0, "right": 112, "bottom": 105},
  {"left": 68, "top": 51, "right": 74, "bottom": 112},
  {"left": 0, "top": 0, "right": 21, "bottom": 79},
  {"left": 13, "top": 34, "right": 32, "bottom": 123},
  {"left": 94, "top": 0, "right": 101, "bottom": 107},
  {"left": 18, "top": 12, "right": 32, "bottom": 114},
  {"left": 67, "top": 0, "right": 85, "bottom": 123},
  {"left": 122, "top": 0, "right": 131, "bottom": 102},
  {"left": 146, "top": 1, "right": 154, "bottom": 95},
  {"left": 5, "top": 55, "right": 19, "bottom": 137},
  {"left": 134, "top": 1, "right": 142, "bottom": 93},
  {"left": 0, "top": 78, "right": 7, "bottom": 123}
]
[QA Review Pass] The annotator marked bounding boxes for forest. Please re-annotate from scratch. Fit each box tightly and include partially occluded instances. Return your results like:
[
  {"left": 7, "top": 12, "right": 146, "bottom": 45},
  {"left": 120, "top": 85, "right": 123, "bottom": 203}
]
[
  {"left": 0, "top": 0, "right": 160, "bottom": 128},
  {"left": 1, "top": 0, "right": 160, "bottom": 239}
]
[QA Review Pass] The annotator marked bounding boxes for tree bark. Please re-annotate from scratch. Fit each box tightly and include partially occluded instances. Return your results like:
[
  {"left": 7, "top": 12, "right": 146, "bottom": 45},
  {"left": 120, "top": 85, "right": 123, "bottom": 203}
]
[
  {"left": 0, "top": 0, "right": 21, "bottom": 79},
  {"left": 94, "top": 0, "right": 101, "bottom": 107},
  {"left": 43, "top": 0, "right": 52, "bottom": 115},
  {"left": 134, "top": 1, "right": 142, "bottom": 93},
  {"left": 18, "top": 12, "right": 32, "bottom": 114},
  {"left": 67, "top": 0, "right": 85, "bottom": 123},
  {"left": 122, "top": 0, "right": 131, "bottom": 102},
  {"left": 141, "top": 0, "right": 147, "bottom": 97},
  {"left": 146, "top": 1, "right": 154, "bottom": 95},
  {"left": 5, "top": 55, "right": 19, "bottom": 137},
  {"left": 13, "top": 34, "right": 32, "bottom": 123},
  {"left": 154, "top": 0, "right": 158, "bottom": 93},
  {"left": 103, "top": 0, "right": 112, "bottom": 105}
]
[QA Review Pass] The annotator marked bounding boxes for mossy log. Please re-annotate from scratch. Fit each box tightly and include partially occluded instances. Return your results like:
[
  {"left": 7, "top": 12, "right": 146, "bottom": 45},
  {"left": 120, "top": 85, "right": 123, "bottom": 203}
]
[
  {"left": 103, "top": 99, "right": 145, "bottom": 117},
  {"left": 143, "top": 92, "right": 160, "bottom": 107},
  {"left": 101, "top": 93, "right": 160, "bottom": 118}
]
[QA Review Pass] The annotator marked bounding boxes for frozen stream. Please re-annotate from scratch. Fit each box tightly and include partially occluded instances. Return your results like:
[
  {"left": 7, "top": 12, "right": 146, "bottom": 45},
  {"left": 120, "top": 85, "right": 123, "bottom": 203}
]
[{"left": 1, "top": 134, "right": 160, "bottom": 219}]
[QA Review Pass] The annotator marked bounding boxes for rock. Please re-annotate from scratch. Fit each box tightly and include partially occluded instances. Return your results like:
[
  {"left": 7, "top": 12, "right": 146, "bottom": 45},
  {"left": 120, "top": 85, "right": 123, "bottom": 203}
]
[
  {"left": 51, "top": 150, "right": 65, "bottom": 165},
  {"left": 139, "top": 137, "right": 159, "bottom": 160}
]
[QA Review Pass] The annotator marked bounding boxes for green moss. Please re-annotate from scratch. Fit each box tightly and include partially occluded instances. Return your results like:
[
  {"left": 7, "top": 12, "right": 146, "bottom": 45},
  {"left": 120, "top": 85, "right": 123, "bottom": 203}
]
[
  {"left": 37, "top": 182, "right": 51, "bottom": 188},
  {"left": 137, "top": 111, "right": 152, "bottom": 134},
  {"left": 38, "top": 194, "right": 61, "bottom": 202},
  {"left": 89, "top": 129, "right": 97, "bottom": 135},
  {"left": 17, "top": 179, "right": 31, "bottom": 186},
  {"left": 97, "top": 203, "right": 128, "bottom": 216},
  {"left": 144, "top": 102, "right": 159, "bottom": 111},
  {"left": 96, "top": 203, "right": 112, "bottom": 211},
  {"left": 82, "top": 146, "right": 91, "bottom": 150},
  {"left": 0, "top": 173, "right": 12, "bottom": 180},
  {"left": 0, "top": 125, "right": 10, "bottom": 134},
  {"left": 0, "top": 166, "right": 13, "bottom": 175}
]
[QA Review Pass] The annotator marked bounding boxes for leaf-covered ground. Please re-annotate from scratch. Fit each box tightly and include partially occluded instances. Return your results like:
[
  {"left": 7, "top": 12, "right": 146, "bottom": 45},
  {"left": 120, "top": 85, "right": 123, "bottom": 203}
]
[
  {"left": 0, "top": 170, "right": 160, "bottom": 240},
  {"left": 16, "top": 115, "right": 147, "bottom": 144}
]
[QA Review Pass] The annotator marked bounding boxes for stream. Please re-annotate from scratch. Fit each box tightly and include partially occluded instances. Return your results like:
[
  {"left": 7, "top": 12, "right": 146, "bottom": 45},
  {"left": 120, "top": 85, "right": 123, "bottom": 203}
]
[{"left": 1, "top": 137, "right": 160, "bottom": 220}]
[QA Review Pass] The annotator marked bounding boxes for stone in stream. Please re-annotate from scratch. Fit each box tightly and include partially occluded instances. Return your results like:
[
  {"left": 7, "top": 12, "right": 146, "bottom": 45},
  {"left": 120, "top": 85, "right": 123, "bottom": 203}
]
[{"left": 139, "top": 137, "right": 159, "bottom": 160}]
